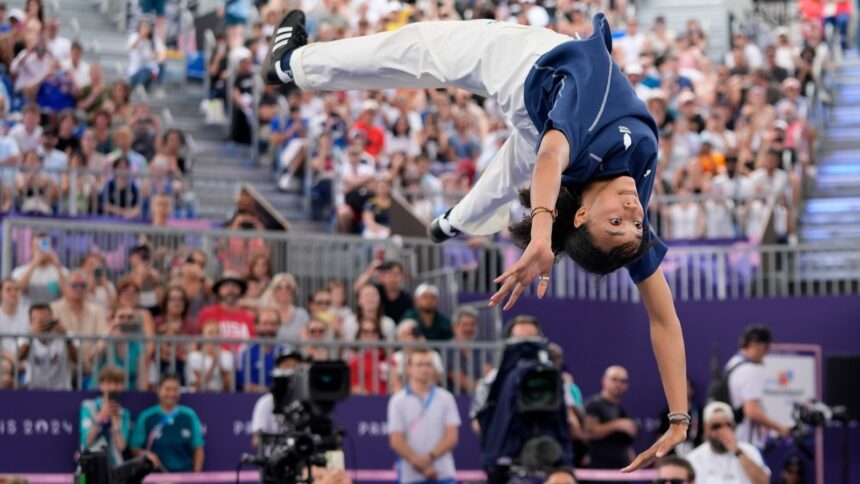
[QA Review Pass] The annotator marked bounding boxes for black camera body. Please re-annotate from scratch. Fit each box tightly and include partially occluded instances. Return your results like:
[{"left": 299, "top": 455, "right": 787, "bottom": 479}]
[
  {"left": 248, "top": 361, "right": 351, "bottom": 484},
  {"left": 476, "top": 339, "right": 572, "bottom": 483}
]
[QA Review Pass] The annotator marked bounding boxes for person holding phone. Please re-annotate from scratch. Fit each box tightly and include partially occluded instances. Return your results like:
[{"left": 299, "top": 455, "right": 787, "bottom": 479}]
[
  {"left": 11, "top": 232, "right": 69, "bottom": 304},
  {"left": 80, "top": 366, "right": 131, "bottom": 467},
  {"left": 17, "top": 303, "right": 77, "bottom": 389}
]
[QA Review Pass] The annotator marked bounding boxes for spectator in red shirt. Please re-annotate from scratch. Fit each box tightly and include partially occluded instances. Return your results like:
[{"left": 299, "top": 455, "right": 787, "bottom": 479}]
[
  {"left": 197, "top": 275, "right": 255, "bottom": 351},
  {"left": 349, "top": 319, "right": 389, "bottom": 395},
  {"left": 351, "top": 100, "right": 385, "bottom": 158}
]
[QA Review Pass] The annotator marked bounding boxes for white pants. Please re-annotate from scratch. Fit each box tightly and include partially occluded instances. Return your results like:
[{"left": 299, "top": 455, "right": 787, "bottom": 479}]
[{"left": 290, "top": 21, "right": 568, "bottom": 235}]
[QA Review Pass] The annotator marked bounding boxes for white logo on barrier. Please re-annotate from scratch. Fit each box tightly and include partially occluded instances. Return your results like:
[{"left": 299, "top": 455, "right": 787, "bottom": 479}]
[
  {"left": 0, "top": 419, "right": 75, "bottom": 437},
  {"left": 357, "top": 421, "right": 389, "bottom": 436}
]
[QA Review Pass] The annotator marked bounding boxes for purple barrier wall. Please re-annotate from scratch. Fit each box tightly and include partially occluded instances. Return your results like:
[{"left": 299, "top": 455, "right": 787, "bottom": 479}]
[
  {"left": 2, "top": 296, "right": 859, "bottom": 482},
  {"left": 0, "top": 390, "right": 481, "bottom": 476},
  {"left": 473, "top": 294, "right": 860, "bottom": 483}
]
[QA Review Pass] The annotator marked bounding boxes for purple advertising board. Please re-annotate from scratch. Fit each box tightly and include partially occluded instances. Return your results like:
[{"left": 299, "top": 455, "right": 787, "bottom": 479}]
[
  {"left": 2, "top": 296, "right": 860, "bottom": 482},
  {"left": 0, "top": 390, "right": 481, "bottom": 476}
]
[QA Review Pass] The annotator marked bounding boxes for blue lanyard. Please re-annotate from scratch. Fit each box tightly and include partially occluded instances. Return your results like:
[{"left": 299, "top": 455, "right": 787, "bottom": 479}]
[{"left": 406, "top": 386, "right": 435, "bottom": 433}]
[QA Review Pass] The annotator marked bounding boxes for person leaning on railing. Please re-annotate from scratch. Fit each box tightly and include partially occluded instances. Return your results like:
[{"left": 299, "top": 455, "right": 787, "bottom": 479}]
[{"left": 17, "top": 303, "right": 77, "bottom": 390}]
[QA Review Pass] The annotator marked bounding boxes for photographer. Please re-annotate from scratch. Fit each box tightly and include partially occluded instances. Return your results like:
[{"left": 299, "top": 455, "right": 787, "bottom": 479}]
[
  {"left": 250, "top": 347, "right": 304, "bottom": 449},
  {"left": 687, "top": 402, "right": 770, "bottom": 484},
  {"left": 387, "top": 348, "right": 460, "bottom": 484},
  {"left": 724, "top": 324, "right": 790, "bottom": 449},
  {"left": 80, "top": 366, "right": 131, "bottom": 467}
]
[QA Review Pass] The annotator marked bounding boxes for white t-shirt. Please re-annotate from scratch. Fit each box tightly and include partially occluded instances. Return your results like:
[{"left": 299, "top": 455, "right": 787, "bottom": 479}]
[
  {"left": 387, "top": 386, "right": 461, "bottom": 483},
  {"left": 0, "top": 303, "right": 29, "bottom": 355},
  {"left": 48, "top": 36, "right": 72, "bottom": 60},
  {"left": 185, "top": 350, "right": 235, "bottom": 392},
  {"left": 726, "top": 354, "right": 766, "bottom": 447},
  {"left": 127, "top": 33, "right": 165, "bottom": 76},
  {"left": 8, "top": 124, "right": 43, "bottom": 153},
  {"left": 11, "top": 263, "right": 69, "bottom": 305},
  {"left": 25, "top": 337, "right": 74, "bottom": 390},
  {"left": 251, "top": 392, "right": 285, "bottom": 435},
  {"left": 687, "top": 441, "right": 771, "bottom": 484}
]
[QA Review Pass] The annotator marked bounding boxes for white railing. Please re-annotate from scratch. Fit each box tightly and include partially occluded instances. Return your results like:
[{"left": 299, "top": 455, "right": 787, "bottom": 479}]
[{"left": 3, "top": 217, "right": 859, "bottom": 303}]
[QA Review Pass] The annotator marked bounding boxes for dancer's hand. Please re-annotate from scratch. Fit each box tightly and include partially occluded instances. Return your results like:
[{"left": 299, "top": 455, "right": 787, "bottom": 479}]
[
  {"left": 621, "top": 424, "right": 687, "bottom": 473},
  {"left": 490, "top": 238, "right": 554, "bottom": 310}
]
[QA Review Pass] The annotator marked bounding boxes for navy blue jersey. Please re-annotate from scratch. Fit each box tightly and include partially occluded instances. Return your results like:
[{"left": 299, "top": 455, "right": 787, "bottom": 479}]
[{"left": 523, "top": 13, "right": 668, "bottom": 283}]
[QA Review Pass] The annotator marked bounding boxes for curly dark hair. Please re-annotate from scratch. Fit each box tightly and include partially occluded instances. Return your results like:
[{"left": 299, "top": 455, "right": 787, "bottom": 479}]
[{"left": 509, "top": 186, "right": 653, "bottom": 276}]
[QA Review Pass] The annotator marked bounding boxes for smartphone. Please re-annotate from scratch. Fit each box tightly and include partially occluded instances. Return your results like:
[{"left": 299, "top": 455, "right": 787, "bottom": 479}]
[
  {"left": 94, "top": 266, "right": 105, "bottom": 279},
  {"left": 43, "top": 319, "right": 58, "bottom": 332},
  {"left": 325, "top": 450, "right": 345, "bottom": 471},
  {"left": 38, "top": 237, "right": 51, "bottom": 253},
  {"left": 106, "top": 391, "right": 121, "bottom": 402}
]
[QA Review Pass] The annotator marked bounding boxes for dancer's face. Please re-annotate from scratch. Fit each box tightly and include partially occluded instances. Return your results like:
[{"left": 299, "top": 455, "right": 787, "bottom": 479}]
[{"left": 574, "top": 177, "right": 645, "bottom": 251}]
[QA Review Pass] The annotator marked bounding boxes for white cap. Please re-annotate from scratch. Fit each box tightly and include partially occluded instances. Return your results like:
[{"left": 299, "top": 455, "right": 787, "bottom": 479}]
[
  {"left": 361, "top": 99, "right": 379, "bottom": 112},
  {"left": 8, "top": 8, "right": 25, "bottom": 22},
  {"left": 703, "top": 401, "right": 735, "bottom": 423},
  {"left": 678, "top": 90, "right": 697, "bottom": 104},
  {"left": 414, "top": 283, "right": 439, "bottom": 299},
  {"left": 625, "top": 63, "right": 644, "bottom": 76}
]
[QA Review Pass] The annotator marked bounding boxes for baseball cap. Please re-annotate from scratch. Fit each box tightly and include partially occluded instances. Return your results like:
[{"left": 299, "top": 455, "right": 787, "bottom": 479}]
[
  {"left": 625, "top": 63, "right": 644, "bottom": 76},
  {"left": 678, "top": 91, "right": 697, "bottom": 104},
  {"left": 8, "top": 8, "right": 24, "bottom": 22},
  {"left": 703, "top": 401, "right": 735, "bottom": 423},
  {"left": 274, "top": 345, "right": 305, "bottom": 364},
  {"left": 414, "top": 283, "right": 439, "bottom": 299}
]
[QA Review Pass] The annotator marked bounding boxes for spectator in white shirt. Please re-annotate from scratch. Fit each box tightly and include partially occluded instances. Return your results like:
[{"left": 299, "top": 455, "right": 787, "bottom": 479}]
[
  {"left": 10, "top": 34, "right": 57, "bottom": 100},
  {"left": 44, "top": 18, "right": 71, "bottom": 60},
  {"left": 0, "top": 123, "right": 22, "bottom": 165},
  {"left": 724, "top": 33, "right": 763, "bottom": 69},
  {"left": 38, "top": 127, "right": 68, "bottom": 179},
  {"left": 9, "top": 103, "right": 44, "bottom": 153},
  {"left": 616, "top": 18, "right": 649, "bottom": 67},
  {"left": 11, "top": 232, "right": 69, "bottom": 304},
  {"left": 127, "top": 19, "right": 165, "bottom": 91},
  {"left": 0, "top": 279, "right": 29, "bottom": 362},
  {"left": 387, "top": 348, "right": 460, "bottom": 483},
  {"left": 18, "top": 303, "right": 78, "bottom": 390},
  {"left": 687, "top": 402, "right": 770, "bottom": 484},
  {"left": 185, "top": 322, "right": 235, "bottom": 392},
  {"left": 63, "top": 41, "right": 91, "bottom": 90}
]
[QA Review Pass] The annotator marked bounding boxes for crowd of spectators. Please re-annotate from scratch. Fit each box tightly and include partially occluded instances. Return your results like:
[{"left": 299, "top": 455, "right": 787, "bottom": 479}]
[
  {"left": 200, "top": 0, "right": 842, "bottom": 244},
  {"left": 0, "top": 0, "right": 194, "bottom": 220},
  {"left": 0, "top": 228, "right": 492, "bottom": 396}
]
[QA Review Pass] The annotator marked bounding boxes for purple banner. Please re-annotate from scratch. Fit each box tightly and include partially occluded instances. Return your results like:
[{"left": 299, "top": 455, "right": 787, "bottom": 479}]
[
  {"left": 482, "top": 294, "right": 860, "bottom": 483},
  {"left": 0, "top": 390, "right": 481, "bottom": 476}
]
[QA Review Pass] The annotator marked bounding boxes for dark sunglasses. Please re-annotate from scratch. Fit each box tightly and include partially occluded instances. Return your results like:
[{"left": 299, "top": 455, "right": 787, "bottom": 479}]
[
  {"left": 313, "top": 299, "right": 332, "bottom": 305},
  {"left": 654, "top": 479, "right": 688, "bottom": 484},
  {"left": 308, "top": 327, "right": 326, "bottom": 335},
  {"left": 709, "top": 422, "right": 733, "bottom": 431},
  {"left": 71, "top": 282, "right": 88, "bottom": 289}
]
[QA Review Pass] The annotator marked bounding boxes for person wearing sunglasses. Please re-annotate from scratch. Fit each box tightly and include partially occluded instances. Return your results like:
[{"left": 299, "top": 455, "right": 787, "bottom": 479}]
[
  {"left": 654, "top": 455, "right": 696, "bottom": 484},
  {"left": 51, "top": 270, "right": 108, "bottom": 375},
  {"left": 686, "top": 402, "right": 770, "bottom": 484}
]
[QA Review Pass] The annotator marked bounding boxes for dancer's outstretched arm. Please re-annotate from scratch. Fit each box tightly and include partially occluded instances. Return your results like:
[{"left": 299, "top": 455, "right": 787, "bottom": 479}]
[
  {"left": 489, "top": 130, "right": 567, "bottom": 310},
  {"left": 622, "top": 270, "right": 688, "bottom": 472}
]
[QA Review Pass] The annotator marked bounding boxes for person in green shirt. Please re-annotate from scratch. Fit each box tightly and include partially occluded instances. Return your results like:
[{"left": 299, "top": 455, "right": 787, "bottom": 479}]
[
  {"left": 400, "top": 283, "right": 453, "bottom": 341},
  {"left": 80, "top": 366, "right": 132, "bottom": 468},
  {"left": 130, "top": 373, "right": 205, "bottom": 472}
]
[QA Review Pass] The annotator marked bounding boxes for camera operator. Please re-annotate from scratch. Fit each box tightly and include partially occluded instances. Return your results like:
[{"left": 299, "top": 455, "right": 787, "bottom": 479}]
[
  {"left": 725, "top": 324, "right": 790, "bottom": 448},
  {"left": 469, "top": 315, "right": 542, "bottom": 434},
  {"left": 687, "top": 402, "right": 770, "bottom": 484},
  {"left": 250, "top": 346, "right": 305, "bottom": 449},
  {"left": 387, "top": 348, "right": 461, "bottom": 484},
  {"left": 79, "top": 366, "right": 131, "bottom": 467}
]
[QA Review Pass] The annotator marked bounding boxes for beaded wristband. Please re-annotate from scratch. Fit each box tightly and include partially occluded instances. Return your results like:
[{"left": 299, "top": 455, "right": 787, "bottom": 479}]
[{"left": 667, "top": 412, "right": 692, "bottom": 425}]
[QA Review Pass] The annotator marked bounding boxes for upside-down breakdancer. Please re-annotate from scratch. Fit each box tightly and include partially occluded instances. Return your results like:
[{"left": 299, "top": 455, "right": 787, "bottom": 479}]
[{"left": 263, "top": 10, "right": 690, "bottom": 470}]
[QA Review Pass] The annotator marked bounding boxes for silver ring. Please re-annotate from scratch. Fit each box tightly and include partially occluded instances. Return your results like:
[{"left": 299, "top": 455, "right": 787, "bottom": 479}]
[{"left": 539, "top": 275, "right": 550, "bottom": 282}]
